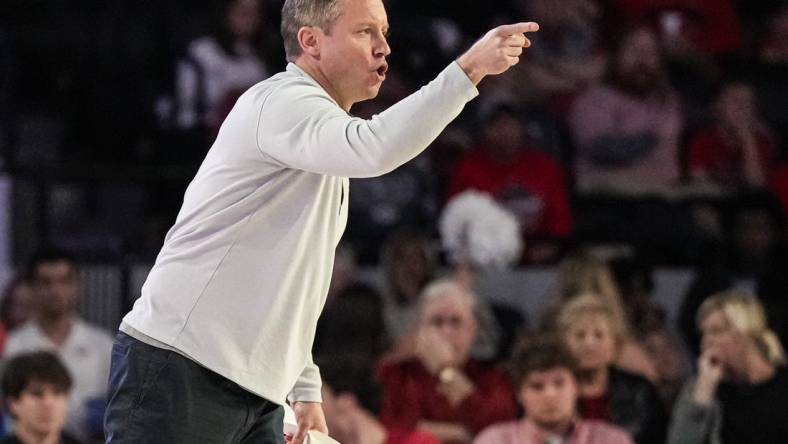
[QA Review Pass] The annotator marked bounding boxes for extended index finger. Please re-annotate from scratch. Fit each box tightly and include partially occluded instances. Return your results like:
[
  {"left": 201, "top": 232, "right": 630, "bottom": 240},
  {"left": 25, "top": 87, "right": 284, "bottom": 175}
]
[{"left": 496, "top": 21, "right": 539, "bottom": 37}]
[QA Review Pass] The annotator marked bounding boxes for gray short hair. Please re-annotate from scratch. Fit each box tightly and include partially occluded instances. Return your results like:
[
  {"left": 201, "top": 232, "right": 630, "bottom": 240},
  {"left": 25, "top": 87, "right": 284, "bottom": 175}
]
[{"left": 281, "top": 0, "right": 343, "bottom": 62}]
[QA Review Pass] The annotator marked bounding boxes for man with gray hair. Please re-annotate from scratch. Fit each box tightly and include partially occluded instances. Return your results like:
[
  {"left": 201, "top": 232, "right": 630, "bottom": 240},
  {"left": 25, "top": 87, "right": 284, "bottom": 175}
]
[{"left": 104, "top": 0, "right": 539, "bottom": 442}]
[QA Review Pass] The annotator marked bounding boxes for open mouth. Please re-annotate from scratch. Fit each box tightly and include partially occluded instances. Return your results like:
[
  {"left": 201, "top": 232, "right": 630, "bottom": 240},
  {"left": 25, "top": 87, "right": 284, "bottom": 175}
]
[{"left": 376, "top": 64, "right": 388, "bottom": 78}]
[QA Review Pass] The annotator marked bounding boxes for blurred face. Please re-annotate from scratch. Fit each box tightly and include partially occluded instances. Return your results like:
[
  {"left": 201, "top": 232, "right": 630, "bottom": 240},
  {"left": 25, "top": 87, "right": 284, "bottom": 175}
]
[
  {"left": 520, "top": 368, "right": 578, "bottom": 430},
  {"left": 421, "top": 294, "right": 477, "bottom": 365},
  {"left": 8, "top": 282, "right": 34, "bottom": 329},
  {"left": 9, "top": 382, "right": 69, "bottom": 438},
  {"left": 616, "top": 28, "right": 662, "bottom": 95},
  {"left": 485, "top": 113, "right": 523, "bottom": 158},
  {"left": 700, "top": 309, "right": 746, "bottom": 372},
  {"left": 32, "top": 261, "right": 78, "bottom": 319},
  {"left": 393, "top": 242, "right": 429, "bottom": 300},
  {"left": 315, "top": 0, "right": 391, "bottom": 110},
  {"left": 563, "top": 314, "right": 617, "bottom": 371},
  {"left": 227, "top": 0, "right": 261, "bottom": 40}
]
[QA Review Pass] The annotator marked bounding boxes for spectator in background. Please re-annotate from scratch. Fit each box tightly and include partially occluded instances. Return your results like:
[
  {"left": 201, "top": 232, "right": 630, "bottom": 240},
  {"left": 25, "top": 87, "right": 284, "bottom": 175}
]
[
  {"left": 509, "top": 0, "right": 607, "bottom": 111},
  {"left": 668, "top": 292, "right": 788, "bottom": 444},
  {"left": 0, "top": 277, "right": 34, "bottom": 355},
  {"left": 378, "top": 230, "right": 436, "bottom": 348},
  {"left": 543, "top": 252, "right": 659, "bottom": 382},
  {"left": 449, "top": 104, "right": 572, "bottom": 264},
  {"left": 1, "top": 277, "right": 34, "bottom": 334},
  {"left": 753, "top": 5, "right": 788, "bottom": 155},
  {"left": 161, "top": 0, "right": 273, "bottom": 157},
  {"left": 557, "top": 294, "right": 668, "bottom": 444},
  {"left": 1, "top": 351, "right": 82, "bottom": 444},
  {"left": 318, "top": 353, "right": 440, "bottom": 444},
  {"left": 474, "top": 334, "right": 633, "bottom": 444},
  {"left": 379, "top": 279, "right": 518, "bottom": 443},
  {"left": 612, "top": 0, "right": 743, "bottom": 56},
  {"left": 313, "top": 282, "right": 388, "bottom": 363},
  {"left": 4, "top": 249, "right": 113, "bottom": 443},
  {"left": 687, "top": 80, "right": 776, "bottom": 189},
  {"left": 569, "top": 25, "right": 683, "bottom": 194}
]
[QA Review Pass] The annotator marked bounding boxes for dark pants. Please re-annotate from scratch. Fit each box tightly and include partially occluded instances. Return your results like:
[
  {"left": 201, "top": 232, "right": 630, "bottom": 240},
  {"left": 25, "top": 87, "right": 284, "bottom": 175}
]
[{"left": 105, "top": 332, "right": 284, "bottom": 444}]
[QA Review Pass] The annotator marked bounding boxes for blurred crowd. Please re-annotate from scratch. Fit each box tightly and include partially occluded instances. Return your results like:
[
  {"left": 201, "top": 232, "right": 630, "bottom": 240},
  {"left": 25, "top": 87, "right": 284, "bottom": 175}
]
[
  {"left": 1, "top": 0, "right": 788, "bottom": 443},
  {"left": 2, "top": 0, "right": 788, "bottom": 266}
]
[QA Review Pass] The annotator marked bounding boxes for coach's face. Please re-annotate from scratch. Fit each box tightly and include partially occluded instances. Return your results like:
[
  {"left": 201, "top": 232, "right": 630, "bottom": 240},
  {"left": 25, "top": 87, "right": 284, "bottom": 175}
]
[{"left": 317, "top": 0, "right": 391, "bottom": 110}]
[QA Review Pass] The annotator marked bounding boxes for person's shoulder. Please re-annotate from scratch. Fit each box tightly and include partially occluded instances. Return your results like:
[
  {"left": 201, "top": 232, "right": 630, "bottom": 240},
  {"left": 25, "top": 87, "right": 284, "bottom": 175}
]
[
  {"left": 4, "top": 322, "right": 41, "bottom": 351},
  {"left": 610, "top": 365, "right": 651, "bottom": 384},
  {"left": 583, "top": 419, "right": 634, "bottom": 444}
]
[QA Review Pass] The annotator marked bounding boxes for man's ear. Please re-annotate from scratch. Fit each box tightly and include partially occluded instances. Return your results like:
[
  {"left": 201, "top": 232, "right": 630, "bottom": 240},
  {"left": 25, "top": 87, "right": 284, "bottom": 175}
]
[{"left": 297, "top": 26, "right": 322, "bottom": 58}]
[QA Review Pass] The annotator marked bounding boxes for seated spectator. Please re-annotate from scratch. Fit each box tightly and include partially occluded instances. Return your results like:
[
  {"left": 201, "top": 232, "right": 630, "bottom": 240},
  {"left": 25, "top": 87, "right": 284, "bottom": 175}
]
[
  {"left": 4, "top": 249, "right": 114, "bottom": 442},
  {"left": 668, "top": 292, "right": 788, "bottom": 444},
  {"left": 752, "top": 5, "right": 788, "bottom": 153},
  {"left": 379, "top": 279, "right": 518, "bottom": 443},
  {"left": 612, "top": 0, "right": 743, "bottom": 56},
  {"left": 687, "top": 80, "right": 776, "bottom": 189},
  {"left": 542, "top": 252, "right": 659, "bottom": 382},
  {"left": 319, "top": 353, "right": 440, "bottom": 444},
  {"left": 609, "top": 256, "right": 687, "bottom": 405},
  {"left": 569, "top": 25, "right": 683, "bottom": 194},
  {"left": 1, "top": 351, "right": 82, "bottom": 444},
  {"left": 158, "top": 0, "right": 275, "bottom": 158},
  {"left": 449, "top": 105, "right": 572, "bottom": 264},
  {"left": 1, "top": 276, "right": 34, "bottom": 333},
  {"left": 474, "top": 334, "right": 633, "bottom": 444},
  {"left": 557, "top": 294, "right": 668, "bottom": 444},
  {"left": 313, "top": 281, "right": 388, "bottom": 362},
  {"left": 510, "top": 0, "right": 607, "bottom": 109}
]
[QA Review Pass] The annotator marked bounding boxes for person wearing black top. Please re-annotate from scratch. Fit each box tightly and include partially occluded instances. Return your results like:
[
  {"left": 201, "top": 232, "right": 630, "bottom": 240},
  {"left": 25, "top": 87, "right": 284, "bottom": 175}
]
[{"left": 668, "top": 292, "right": 788, "bottom": 444}]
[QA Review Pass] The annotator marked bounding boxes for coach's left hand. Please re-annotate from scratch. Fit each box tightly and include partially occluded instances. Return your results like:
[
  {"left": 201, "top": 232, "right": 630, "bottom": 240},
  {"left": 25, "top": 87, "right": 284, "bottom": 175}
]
[{"left": 287, "top": 401, "right": 328, "bottom": 444}]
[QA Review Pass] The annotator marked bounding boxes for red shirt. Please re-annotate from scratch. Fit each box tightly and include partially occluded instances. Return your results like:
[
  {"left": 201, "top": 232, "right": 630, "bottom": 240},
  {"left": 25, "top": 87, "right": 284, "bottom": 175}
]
[
  {"left": 448, "top": 147, "right": 572, "bottom": 238},
  {"left": 578, "top": 393, "right": 612, "bottom": 422},
  {"left": 687, "top": 125, "right": 774, "bottom": 186},
  {"left": 378, "top": 358, "right": 518, "bottom": 436},
  {"left": 769, "top": 164, "right": 788, "bottom": 217},
  {"left": 615, "top": 0, "right": 742, "bottom": 54},
  {"left": 386, "top": 429, "right": 441, "bottom": 444}
]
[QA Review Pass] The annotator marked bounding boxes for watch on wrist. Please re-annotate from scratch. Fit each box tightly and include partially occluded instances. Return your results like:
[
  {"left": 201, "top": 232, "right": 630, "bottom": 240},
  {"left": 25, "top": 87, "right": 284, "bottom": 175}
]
[{"left": 439, "top": 366, "right": 458, "bottom": 385}]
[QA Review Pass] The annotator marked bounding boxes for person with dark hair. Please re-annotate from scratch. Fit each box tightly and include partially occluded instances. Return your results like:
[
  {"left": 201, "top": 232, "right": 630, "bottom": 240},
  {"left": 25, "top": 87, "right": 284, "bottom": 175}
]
[
  {"left": 1, "top": 351, "right": 82, "bottom": 444},
  {"left": 166, "top": 0, "right": 276, "bottom": 147},
  {"left": 686, "top": 80, "right": 776, "bottom": 189},
  {"left": 448, "top": 104, "right": 572, "bottom": 264},
  {"left": 105, "top": 0, "right": 542, "bottom": 441},
  {"left": 474, "top": 334, "right": 632, "bottom": 444},
  {"left": 4, "top": 249, "right": 113, "bottom": 443},
  {"left": 669, "top": 292, "right": 788, "bottom": 444},
  {"left": 318, "top": 353, "right": 440, "bottom": 444},
  {"left": 569, "top": 25, "right": 683, "bottom": 194}
]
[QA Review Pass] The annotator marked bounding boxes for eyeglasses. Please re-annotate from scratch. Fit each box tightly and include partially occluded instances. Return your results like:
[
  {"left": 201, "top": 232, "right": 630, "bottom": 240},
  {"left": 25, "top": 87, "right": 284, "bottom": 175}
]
[{"left": 426, "top": 315, "right": 467, "bottom": 329}]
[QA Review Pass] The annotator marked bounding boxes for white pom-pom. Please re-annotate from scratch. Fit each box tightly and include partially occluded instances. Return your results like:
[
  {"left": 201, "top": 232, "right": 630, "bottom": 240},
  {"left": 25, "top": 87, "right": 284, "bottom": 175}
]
[{"left": 439, "top": 190, "right": 522, "bottom": 269}]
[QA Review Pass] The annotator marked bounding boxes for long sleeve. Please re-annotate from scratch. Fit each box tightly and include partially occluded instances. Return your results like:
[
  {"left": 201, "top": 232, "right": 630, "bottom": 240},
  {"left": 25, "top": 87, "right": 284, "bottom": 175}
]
[
  {"left": 667, "top": 379, "right": 720, "bottom": 444},
  {"left": 256, "top": 62, "right": 478, "bottom": 178},
  {"left": 453, "top": 368, "right": 518, "bottom": 434},
  {"left": 287, "top": 354, "right": 322, "bottom": 403}
]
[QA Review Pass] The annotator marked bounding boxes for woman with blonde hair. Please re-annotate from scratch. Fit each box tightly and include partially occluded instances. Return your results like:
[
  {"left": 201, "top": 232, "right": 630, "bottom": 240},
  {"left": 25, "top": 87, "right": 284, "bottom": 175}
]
[
  {"left": 546, "top": 252, "right": 659, "bottom": 382},
  {"left": 556, "top": 294, "right": 667, "bottom": 444},
  {"left": 668, "top": 292, "right": 788, "bottom": 444}
]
